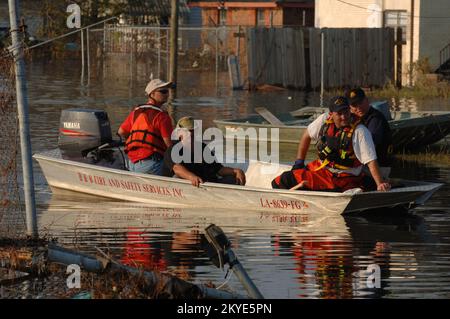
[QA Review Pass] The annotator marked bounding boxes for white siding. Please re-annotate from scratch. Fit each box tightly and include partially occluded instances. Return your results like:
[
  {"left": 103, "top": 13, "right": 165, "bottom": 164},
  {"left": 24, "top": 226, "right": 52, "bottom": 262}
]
[{"left": 315, "top": 0, "right": 384, "bottom": 28}]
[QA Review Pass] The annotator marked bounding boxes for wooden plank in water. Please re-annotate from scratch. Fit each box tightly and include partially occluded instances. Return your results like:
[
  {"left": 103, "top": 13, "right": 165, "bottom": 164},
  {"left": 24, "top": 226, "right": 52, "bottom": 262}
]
[
  {"left": 228, "top": 55, "right": 243, "bottom": 89},
  {"left": 255, "top": 107, "right": 285, "bottom": 126}
]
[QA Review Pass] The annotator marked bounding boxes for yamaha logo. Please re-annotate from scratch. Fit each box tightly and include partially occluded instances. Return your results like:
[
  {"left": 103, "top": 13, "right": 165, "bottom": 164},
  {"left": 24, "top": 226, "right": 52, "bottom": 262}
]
[{"left": 63, "top": 122, "right": 81, "bottom": 129}]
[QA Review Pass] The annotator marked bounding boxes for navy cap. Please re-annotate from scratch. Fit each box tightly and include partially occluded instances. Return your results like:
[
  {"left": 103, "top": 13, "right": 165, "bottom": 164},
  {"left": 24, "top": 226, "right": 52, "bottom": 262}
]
[
  {"left": 329, "top": 96, "right": 350, "bottom": 112},
  {"left": 347, "top": 87, "right": 366, "bottom": 105}
]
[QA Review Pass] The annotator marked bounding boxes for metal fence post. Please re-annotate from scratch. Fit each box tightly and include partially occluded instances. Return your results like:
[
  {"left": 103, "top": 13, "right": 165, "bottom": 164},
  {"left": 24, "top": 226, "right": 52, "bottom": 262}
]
[
  {"left": 216, "top": 27, "right": 219, "bottom": 90},
  {"left": 87, "top": 27, "right": 90, "bottom": 86},
  {"left": 7, "top": 0, "right": 38, "bottom": 237},
  {"left": 81, "top": 28, "right": 85, "bottom": 84}
]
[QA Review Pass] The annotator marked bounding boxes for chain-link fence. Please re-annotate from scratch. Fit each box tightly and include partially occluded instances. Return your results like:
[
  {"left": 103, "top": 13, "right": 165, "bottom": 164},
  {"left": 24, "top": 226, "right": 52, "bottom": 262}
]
[
  {"left": 0, "top": 50, "right": 26, "bottom": 239},
  {"left": 86, "top": 25, "right": 247, "bottom": 89}
]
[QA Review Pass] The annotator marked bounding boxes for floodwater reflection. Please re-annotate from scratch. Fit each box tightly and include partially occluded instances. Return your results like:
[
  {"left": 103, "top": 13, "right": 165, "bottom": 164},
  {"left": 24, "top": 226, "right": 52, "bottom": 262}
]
[{"left": 37, "top": 193, "right": 449, "bottom": 299}]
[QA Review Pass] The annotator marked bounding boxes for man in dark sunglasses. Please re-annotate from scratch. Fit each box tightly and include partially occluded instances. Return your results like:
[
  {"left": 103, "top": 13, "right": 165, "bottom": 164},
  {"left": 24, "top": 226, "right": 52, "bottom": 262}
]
[{"left": 118, "top": 79, "right": 174, "bottom": 175}]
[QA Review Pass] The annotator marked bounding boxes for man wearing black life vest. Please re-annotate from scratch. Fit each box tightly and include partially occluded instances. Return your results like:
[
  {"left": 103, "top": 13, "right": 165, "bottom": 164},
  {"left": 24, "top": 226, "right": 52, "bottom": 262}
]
[
  {"left": 272, "top": 96, "right": 391, "bottom": 192},
  {"left": 118, "top": 79, "right": 174, "bottom": 174}
]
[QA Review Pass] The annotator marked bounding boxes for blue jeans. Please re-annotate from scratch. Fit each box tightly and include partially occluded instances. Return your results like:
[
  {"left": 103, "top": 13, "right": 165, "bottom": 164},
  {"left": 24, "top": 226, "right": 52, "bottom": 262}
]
[{"left": 128, "top": 154, "right": 163, "bottom": 175}]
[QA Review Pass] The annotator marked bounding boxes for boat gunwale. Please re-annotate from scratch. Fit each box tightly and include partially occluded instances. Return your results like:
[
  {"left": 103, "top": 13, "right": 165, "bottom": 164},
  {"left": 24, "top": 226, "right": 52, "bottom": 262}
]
[
  {"left": 214, "top": 110, "right": 450, "bottom": 129},
  {"left": 213, "top": 119, "right": 308, "bottom": 129},
  {"left": 33, "top": 152, "right": 352, "bottom": 199},
  {"left": 33, "top": 152, "right": 444, "bottom": 200}
]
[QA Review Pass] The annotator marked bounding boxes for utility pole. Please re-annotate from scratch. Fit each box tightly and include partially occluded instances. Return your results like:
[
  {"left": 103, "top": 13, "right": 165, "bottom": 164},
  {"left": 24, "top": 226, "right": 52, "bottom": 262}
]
[
  {"left": 320, "top": 30, "right": 325, "bottom": 108},
  {"left": 8, "top": 0, "right": 38, "bottom": 237},
  {"left": 409, "top": 0, "right": 415, "bottom": 87},
  {"left": 169, "top": 0, "right": 179, "bottom": 99}
]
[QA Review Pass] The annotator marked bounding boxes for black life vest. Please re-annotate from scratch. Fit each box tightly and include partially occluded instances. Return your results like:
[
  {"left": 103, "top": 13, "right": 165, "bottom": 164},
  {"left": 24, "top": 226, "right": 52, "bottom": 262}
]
[{"left": 315, "top": 114, "right": 362, "bottom": 171}]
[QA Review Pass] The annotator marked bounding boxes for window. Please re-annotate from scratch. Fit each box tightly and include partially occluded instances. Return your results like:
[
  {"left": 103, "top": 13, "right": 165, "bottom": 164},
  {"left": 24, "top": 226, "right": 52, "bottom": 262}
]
[
  {"left": 384, "top": 10, "right": 408, "bottom": 43},
  {"left": 256, "top": 9, "right": 265, "bottom": 26}
]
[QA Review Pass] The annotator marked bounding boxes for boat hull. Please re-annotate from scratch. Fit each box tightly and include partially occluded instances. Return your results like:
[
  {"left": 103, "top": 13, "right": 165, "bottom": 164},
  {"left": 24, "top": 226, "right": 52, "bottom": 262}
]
[
  {"left": 34, "top": 152, "right": 351, "bottom": 215},
  {"left": 33, "top": 150, "right": 443, "bottom": 215},
  {"left": 214, "top": 110, "right": 450, "bottom": 152}
]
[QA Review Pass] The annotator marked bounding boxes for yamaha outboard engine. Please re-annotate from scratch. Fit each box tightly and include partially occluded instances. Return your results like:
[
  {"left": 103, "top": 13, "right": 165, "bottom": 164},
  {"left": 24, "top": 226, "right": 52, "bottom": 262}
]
[{"left": 58, "top": 108, "right": 124, "bottom": 169}]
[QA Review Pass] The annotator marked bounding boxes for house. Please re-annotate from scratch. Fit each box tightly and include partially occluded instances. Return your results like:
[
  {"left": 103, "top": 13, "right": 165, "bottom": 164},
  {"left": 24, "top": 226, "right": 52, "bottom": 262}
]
[
  {"left": 315, "top": 0, "right": 450, "bottom": 84},
  {"left": 188, "top": 0, "right": 315, "bottom": 27}
]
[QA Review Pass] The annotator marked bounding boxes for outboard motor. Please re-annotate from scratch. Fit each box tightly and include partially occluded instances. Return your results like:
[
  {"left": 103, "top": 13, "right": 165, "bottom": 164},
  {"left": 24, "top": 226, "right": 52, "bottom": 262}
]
[{"left": 58, "top": 108, "right": 125, "bottom": 169}]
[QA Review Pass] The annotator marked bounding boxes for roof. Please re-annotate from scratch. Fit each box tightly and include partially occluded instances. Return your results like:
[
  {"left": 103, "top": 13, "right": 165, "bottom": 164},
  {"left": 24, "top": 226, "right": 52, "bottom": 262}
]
[
  {"left": 188, "top": 0, "right": 314, "bottom": 8},
  {"left": 125, "top": 0, "right": 191, "bottom": 17}
]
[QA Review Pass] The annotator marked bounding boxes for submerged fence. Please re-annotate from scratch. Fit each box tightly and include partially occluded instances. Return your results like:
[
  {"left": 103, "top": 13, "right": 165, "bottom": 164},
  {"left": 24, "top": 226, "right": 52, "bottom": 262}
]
[
  {"left": 94, "top": 25, "right": 241, "bottom": 87},
  {"left": 78, "top": 25, "right": 396, "bottom": 91},
  {"left": 247, "top": 27, "right": 396, "bottom": 89}
]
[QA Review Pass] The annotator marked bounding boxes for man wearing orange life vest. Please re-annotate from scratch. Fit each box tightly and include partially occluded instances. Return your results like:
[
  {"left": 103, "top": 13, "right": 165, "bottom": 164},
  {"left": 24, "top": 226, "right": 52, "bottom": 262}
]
[
  {"left": 118, "top": 79, "right": 174, "bottom": 174},
  {"left": 272, "top": 96, "right": 391, "bottom": 192}
]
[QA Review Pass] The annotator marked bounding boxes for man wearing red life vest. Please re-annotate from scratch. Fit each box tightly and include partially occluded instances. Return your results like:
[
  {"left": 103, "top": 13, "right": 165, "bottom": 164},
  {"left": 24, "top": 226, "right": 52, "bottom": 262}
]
[
  {"left": 118, "top": 79, "right": 174, "bottom": 174},
  {"left": 272, "top": 96, "right": 391, "bottom": 192}
]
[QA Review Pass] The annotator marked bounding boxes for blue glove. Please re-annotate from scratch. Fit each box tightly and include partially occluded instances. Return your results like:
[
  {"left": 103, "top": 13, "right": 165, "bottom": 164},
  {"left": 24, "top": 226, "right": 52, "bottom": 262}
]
[{"left": 292, "top": 159, "right": 305, "bottom": 170}]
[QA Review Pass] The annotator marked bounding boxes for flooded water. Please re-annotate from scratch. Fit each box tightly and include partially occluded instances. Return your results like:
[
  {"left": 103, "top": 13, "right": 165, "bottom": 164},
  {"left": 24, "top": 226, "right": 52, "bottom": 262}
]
[{"left": 26, "top": 59, "right": 450, "bottom": 299}]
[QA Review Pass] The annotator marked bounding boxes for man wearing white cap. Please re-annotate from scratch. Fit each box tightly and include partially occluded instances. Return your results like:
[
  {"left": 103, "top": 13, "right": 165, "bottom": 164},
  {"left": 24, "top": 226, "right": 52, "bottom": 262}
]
[{"left": 118, "top": 79, "right": 174, "bottom": 174}]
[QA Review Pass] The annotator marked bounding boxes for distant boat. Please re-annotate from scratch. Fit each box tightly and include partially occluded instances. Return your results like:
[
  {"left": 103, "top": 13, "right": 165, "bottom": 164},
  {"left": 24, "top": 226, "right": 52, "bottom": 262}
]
[
  {"left": 214, "top": 102, "right": 450, "bottom": 152},
  {"left": 34, "top": 149, "right": 442, "bottom": 215}
]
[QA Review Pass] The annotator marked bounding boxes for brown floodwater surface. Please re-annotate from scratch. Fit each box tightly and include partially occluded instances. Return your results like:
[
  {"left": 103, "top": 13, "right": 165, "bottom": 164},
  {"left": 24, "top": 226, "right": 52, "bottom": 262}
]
[{"left": 26, "top": 60, "right": 450, "bottom": 299}]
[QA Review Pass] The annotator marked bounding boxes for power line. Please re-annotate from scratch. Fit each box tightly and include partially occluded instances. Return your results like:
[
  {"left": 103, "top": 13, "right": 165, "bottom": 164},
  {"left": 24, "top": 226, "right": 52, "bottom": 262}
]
[{"left": 335, "top": 0, "right": 450, "bottom": 19}]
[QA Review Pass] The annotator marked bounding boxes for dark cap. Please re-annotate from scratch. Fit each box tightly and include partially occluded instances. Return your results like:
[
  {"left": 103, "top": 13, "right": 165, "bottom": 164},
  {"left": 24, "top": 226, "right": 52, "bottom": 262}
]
[
  {"left": 329, "top": 96, "right": 349, "bottom": 112},
  {"left": 347, "top": 87, "right": 366, "bottom": 105}
]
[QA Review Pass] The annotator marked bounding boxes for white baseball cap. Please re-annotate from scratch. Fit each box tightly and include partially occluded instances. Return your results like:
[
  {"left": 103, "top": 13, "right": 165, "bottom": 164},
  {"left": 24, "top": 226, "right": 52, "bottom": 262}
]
[{"left": 145, "top": 79, "right": 173, "bottom": 96}]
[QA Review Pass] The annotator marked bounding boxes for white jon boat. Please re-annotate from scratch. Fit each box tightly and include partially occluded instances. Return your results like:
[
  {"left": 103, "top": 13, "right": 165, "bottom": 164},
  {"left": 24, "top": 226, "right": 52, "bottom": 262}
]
[
  {"left": 33, "top": 149, "right": 443, "bottom": 215},
  {"left": 214, "top": 103, "right": 450, "bottom": 152}
]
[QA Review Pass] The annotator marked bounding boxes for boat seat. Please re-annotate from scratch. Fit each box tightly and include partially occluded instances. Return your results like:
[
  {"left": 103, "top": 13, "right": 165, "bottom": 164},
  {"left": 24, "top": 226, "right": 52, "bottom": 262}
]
[{"left": 245, "top": 160, "right": 291, "bottom": 189}]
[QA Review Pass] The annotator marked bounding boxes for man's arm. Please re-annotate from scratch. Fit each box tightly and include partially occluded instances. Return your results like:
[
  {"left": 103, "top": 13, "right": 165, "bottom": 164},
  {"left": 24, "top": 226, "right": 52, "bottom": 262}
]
[
  {"left": 173, "top": 164, "right": 203, "bottom": 187},
  {"left": 296, "top": 131, "right": 312, "bottom": 160},
  {"left": 293, "top": 113, "right": 325, "bottom": 168},
  {"left": 218, "top": 167, "right": 246, "bottom": 185},
  {"left": 366, "top": 160, "right": 391, "bottom": 191},
  {"left": 292, "top": 131, "right": 312, "bottom": 169},
  {"left": 117, "top": 127, "right": 129, "bottom": 140}
]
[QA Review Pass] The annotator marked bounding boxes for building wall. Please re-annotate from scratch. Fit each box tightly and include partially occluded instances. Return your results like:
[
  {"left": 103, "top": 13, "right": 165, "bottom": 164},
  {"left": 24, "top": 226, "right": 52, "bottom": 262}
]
[
  {"left": 418, "top": 0, "right": 450, "bottom": 70},
  {"left": 201, "top": 7, "right": 285, "bottom": 27},
  {"left": 315, "top": 0, "right": 424, "bottom": 85}
]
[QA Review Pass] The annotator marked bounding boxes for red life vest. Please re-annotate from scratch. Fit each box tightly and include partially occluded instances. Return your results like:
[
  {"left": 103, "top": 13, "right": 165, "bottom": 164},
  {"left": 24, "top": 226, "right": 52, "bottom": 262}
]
[
  {"left": 124, "top": 105, "right": 167, "bottom": 156},
  {"left": 316, "top": 114, "right": 362, "bottom": 170}
]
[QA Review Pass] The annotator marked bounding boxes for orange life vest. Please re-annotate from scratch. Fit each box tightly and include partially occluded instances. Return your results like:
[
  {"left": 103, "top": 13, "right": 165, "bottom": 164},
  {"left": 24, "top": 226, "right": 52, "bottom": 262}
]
[
  {"left": 315, "top": 114, "right": 362, "bottom": 171},
  {"left": 124, "top": 105, "right": 167, "bottom": 156}
]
